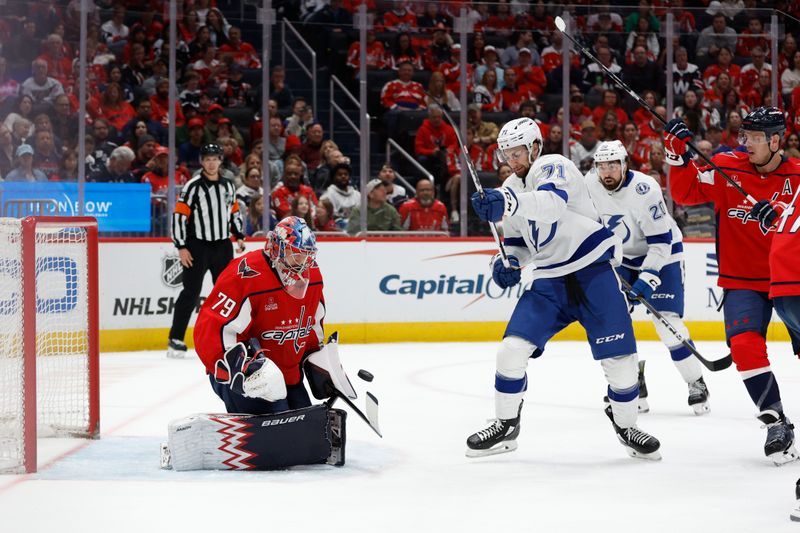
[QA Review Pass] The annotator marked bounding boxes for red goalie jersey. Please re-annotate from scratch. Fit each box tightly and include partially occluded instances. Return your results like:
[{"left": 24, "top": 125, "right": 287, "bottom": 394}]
[
  {"left": 670, "top": 151, "right": 800, "bottom": 292},
  {"left": 193, "top": 250, "right": 325, "bottom": 385}
]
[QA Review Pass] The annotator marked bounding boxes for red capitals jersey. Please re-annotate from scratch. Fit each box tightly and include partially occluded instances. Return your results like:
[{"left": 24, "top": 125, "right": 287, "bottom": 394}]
[
  {"left": 399, "top": 198, "right": 449, "bottom": 231},
  {"left": 670, "top": 151, "right": 800, "bottom": 291},
  {"left": 193, "top": 251, "right": 325, "bottom": 386},
  {"left": 770, "top": 177, "right": 800, "bottom": 297}
]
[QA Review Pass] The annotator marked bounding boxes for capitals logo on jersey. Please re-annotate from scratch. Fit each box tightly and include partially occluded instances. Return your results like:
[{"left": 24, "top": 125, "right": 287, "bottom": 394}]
[
  {"left": 237, "top": 257, "right": 260, "bottom": 279},
  {"left": 260, "top": 305, "right": 315, "bottom": 354}
]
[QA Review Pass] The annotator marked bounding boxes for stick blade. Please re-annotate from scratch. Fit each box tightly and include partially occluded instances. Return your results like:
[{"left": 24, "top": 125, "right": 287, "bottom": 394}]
[
  {"left": 366, "top": 392, "right": 382, "bottom": 438},
  {"left": 706, "top": 353, "right": 733, "bottom": 372},
  {"left": 554, "top": 16, "right": 566, "bottom": 32}
]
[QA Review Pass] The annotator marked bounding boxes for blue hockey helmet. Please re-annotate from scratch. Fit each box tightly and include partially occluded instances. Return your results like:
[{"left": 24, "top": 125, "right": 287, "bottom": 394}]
[
  {"left": 741, "top": 107, "right": 786, "bottom": 139},
  {"left": 266, "top": 216, "right": 317, "bottom": 298}
]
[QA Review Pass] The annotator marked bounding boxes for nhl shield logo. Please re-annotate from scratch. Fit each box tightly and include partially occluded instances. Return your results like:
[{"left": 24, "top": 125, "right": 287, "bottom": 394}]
[{"left": 161, "top": 255, "right": 183, "bottom": 287}]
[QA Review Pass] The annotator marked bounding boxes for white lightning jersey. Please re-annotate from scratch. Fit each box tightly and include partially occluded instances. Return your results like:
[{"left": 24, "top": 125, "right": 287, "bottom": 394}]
[
  {"left": 502, "top": 154, "right": 620, "bottom": 280},
  {"left": 585, "top": 169, "right": 683, "bottom": 272}
]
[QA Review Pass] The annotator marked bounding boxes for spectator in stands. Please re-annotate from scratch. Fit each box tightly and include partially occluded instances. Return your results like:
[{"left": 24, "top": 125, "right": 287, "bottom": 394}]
[
  {"left": 32, "top": 114, "right": 62, "bottom": 150},
  {"left": 624, "top": 0, "right": 659, "bottom": 33},
  {"left": 673, "top": 47, "right": 703, "bottom": 102},
  {"left": 721, "top": 110, "right": 743, "bottom": 148},
  {"left": 272, "top": 157, "right": 318, "bottom": 219},
  {"left": 217, "top": 135, "right": 242, "bottom": 176},
  {"left": 586, "top": 45, "right": 623, "bottom": 95},
  {"left": 640, "top": 142, "right": 667, "bottom": 188},
  {"left": 204, "top": 104, "right": 244, "bottom": 148},
  {"left": 31, "top": 130, "right": 60, "bottom": 180},
  {"left": 311, "top": 147, "right": 349, "bottom": 194},
  {"left": 782, "top": 50, "right": 800, "bottom": 98},
  {"left": 474, "top": 69, "right": 502, "bottom": 112},
  {"left": 6, "top": 20, "right": 38, "bottom": 71},
  {"left": 468, "top": 31, "right": 486, "bottom": 65},
  {"left": 51, "top": 94, "right": 78, "bottom": 147},
  {"left": 0, "top": 124, "right": 13, "bottom": 178},
  {"left": 218, "top": 64, "right": 253, "bottom": 108},
  {"left": 625, "top": 16, "right": 660, "bottom": 60},
  {"left": 485, "top": 0, "right": 515, "bottom": 38},
  {"left": 320, "top": 162, "right": 360, "bottom": 228},
  {"left": 501, "top": 31, "right": 537, "bottom": 68},
  {"left": 142, "top": 146, "right": 173, "bottom": 194},
  {"left": 5, "top": 144, "right": 48, "bottom": 182},
  {"left": 673, "top": 89, "right": 721, "bottom": 131},
  {"left": 122, "top": 99, "right": 167, "bottom": 146},
  {"left": 284, "top": 97, "right": 315, "bottom": 141},
  {"left": 467, "top": 104, "right": 499, "bottom": 148},
  {"left": 621, "top": 121, "right": 648, "bottom": 169},
  {"left": 21, "top": 59, "right": 64, "bottom": 106},
  {"left": 704, "top": 47, "right": 741, "bottom": 89},
  {"left": 744, "top": 68, "right": 773, "bottom": 109},
  {"left": 89, "top": 82, "right": 136, "bottom": 133},
  {"left": 36, "top": 34, "right": 72, "bottom": 87},
  {"left": 591, "top": 90, "right": 629, "bottom": 129},
  {"left": 379, "top": 162, "right": 408, "bottom": 207},
  {"left": 244, "top": 194, "right": 267, "bottom": 236},
  {"left": 721, "top": 89, "right": 750, "bottom": 125},
  {"left": 314, "top": 197, "right": 338, "bottom": 231},
  {"left": 90, "top": 116, "right": 118, "bottom": 161},
  {"left": 384, "top": 1, "right": 417, "bottom": 33},
  {"left": 440, "top": 44, "right": 473, "bottom": 95},
  {"left": 388, "top": 32, "right": 422, "bottom": 70},
  {"left": 348, "top": 178, "right": 403, "bottom": 234},
  {"left": 192, "top": 44, "right": 224, "bottom": 88},
  {"left": 206, "top": 8, "right": 230, "bottom": 47},
  {"left": 107, "top": 64, "right": 134, "bottom": 102},
  {"left": 705, "top": 124, "right": 725, "bottom": 153},
  {"left": 189, "top": 26, "right": 213, "bottom": 61},
  {"left": 779, "top": 34, "right": 797, "bottom": 73},
  {"left": 90, "top": 145, "right": 136, "bottom": 183},
  {"left": 418, "top": 3, "right": 450, "bottom": 30},
  {"left": 541, "top": 124, "right": 563, "bottom": 156},
  {"left": 785, "top": 133, "right": 800, "bottom": 158},
  {"left": 474, "top": 46, "right": 505, "bottom": 89},
  {"left": 597, "top": 111, "right": 621, "bottom": 142},
  {"left": 570, "top": 120, "right": 599, "bottom": 171},
  {"left": 131, "top": 134, "right": 159, "bottom": 176},
  {"left": 511, "top": 48, "right": 546, "bottom": 97},
  {"left": 10, "top": 118, "right": 32, "bottom": 151},
  {"left": 737, "top": 16, "right": 769, "bottom": 58},
  {"left": 101, "top": 4, "right": 129, "bottom": 48},
  {"left": 265, "top": 116, "right": 287, "bottom": 162},
  {"left": 179, "top": 118, "right": 206, "bottom": 172},
  {"left": 639, "top": 105, "right": 667, "bottom": 143},
  {"left": 236, "top": 167, "right": 264, "bottom": 210},
  {"left": 704, "top": 71, "right": 733, "bottom": 108},
  {"left": 624, "top": 45, "right": 665, "bottom": 97},
  {"left": 631, "top": 90, "right": 658, "bottom": 128},
  {"left": 0, "top": 57, "right": 19, "bottom": 108},
  {"left": 218, "top": 26, "right": 260, "bottom": 69},
  {"left": 740, "top": 46, "right": 770, "bottom": 94},
  {"left": 426, "top": 71, "right": 460, "bottom": 112},
  {"left": 53, "top": 149, "right": 79, "bottom": 182},
  {"left": 498, "top": 162, "right": 513, "bottom": 183},
  {"left": 423, "top": 24, "right": 453, "bottom": 72},
  {"left": 500, "top": 68, "right": 536, "bottom": 113},
  {"left": 381, "top": 60, "right": 426, "bottom": 135},
  {"left": 299, "top": 123, "right": 325, "bottom": 172},
  {"left": 399, "top": 177, "right": 448, "bottom": 231},
  {"left": 415, "top": 104, "right": 458, "bottom": 185},
  {"left": 291, "top": 195, "right": 315, "bottom": 229},
  {"left": 121, "top": 43, "right": 151, "bottom": 89},
  {"left": 694, "top": 139, "right": 714, "bottom": 160},
  {"left": 268, "top": 66, "right": 293, "bottom": 110},
  {"left": 346, "top": 29, "right": 388, "bottom": 75},
  {"left": 696, "top": 13, "right": 737, "bottom": 58}
]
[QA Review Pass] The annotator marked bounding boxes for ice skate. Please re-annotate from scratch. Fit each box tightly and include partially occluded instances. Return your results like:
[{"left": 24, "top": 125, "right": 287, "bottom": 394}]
[
  {"left": 466, "top": 402, "right": 522, "bottom": 458},
  {"left": 167, "top": 338, "right": 188, "bottom": 359},
  {"left": 603, "top": 360, "right": 649, "bottom": 413},
  {"left": 758, "top": 410, "right": 799, "bottom": 466},
  {"left": 604, "top": 405, "right": 661, "bottom": 460},
  {"left": 791, "top": 479, "right": 800, "bottom": 521},
  {"left": 160, "top": 443, "right": 172, "bottom": 470},
  {"left": 688, "top": 377, "right": 710, "bottom": 416}
]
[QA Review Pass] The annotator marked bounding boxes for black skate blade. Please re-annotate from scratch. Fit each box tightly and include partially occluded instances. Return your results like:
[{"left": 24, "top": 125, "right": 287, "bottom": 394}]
[{"left": 465, "top": 440, "right": 518, "bottom": 458}]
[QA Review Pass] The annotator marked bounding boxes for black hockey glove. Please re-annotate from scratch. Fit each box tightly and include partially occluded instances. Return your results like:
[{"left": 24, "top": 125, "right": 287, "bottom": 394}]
[{"left": 750, "top": 199, "right": 781, "bottom": 232}]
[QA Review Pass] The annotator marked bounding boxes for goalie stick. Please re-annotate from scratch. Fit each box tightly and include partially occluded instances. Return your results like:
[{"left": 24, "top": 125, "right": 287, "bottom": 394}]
[
  {"left": 429, "top": 93, "right": 512, "bottom": 268},
  {"left": 554, "top": 16, "right": 758, "bottom": 206},
  {"left": 327, "top": 391, "right": 382, "bottom": 438},
  {"left": 619, "top": 277, "right": 732, "bottom": 372}
]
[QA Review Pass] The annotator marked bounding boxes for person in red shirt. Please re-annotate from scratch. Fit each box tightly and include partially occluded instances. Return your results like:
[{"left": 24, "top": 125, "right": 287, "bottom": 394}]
[
  {"left": 440, "top": 43, "right": 473, "bottom": 95},
  {"left": 87, "top": 82, "right": 136, "bottom": 133},
  {"left": 380, "top": 61, "right": 426, "bottom": 111},
  {"left": 217, "top": 26, "right": 261, "bottom": 68},
  {"left": 399, "top": 177, "right": 449, "bottom": 231},
  {"left": 736, "top": 17, "right": 770, "bottom": 59},
  {"left": 272, "top": 157, "right": 319, "bottom": 219},
  {"left": 414, "top": 104, "right": 458, "bottom": 185},
  {"left": 500, "top": 67, "right": 536, "bottom": 113},
  {"left": 665, "top": 108, "right": 800, "bottom": 465},
  {"left": 638, "top": 105, "right": 667, "bottom": 144},
  {"left": 703, "top": 47, "right": 742, "bottom": 90},
  {"left": 346, "top": 29, "right": 387, "bottom": 73},
  {"left": 591, "top": 90, "right": 630, "bottom": 129},
  {"left": 37, "top": 34, "right": 73, "bottom": 86},
  {"left": 193, "top": 216, "right": 324, "bottom": 414},
  {"left": 383, "top": 1, "right": 417, "bottom": 32},
  {"left": 512, "top": 48, "right": 546, "bottom": 96},
  {"left": 150, "top": 78, "right": 186, "bottom": 127}
]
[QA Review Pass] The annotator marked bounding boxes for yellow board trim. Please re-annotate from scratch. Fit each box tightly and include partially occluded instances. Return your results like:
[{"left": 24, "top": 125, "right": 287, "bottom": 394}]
[{"left": 99, "top": 321, "right": 793, "bottom": 352}]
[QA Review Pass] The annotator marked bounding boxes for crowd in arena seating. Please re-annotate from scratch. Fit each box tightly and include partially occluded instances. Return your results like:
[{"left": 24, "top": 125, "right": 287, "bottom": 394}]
[{"left": 1, "top": 1, "right": 799, "bottom": 237}]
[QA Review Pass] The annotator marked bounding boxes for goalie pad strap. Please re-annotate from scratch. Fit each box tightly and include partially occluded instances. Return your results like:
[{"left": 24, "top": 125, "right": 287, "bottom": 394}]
[{"left": 166, "top": 405, "right": 346, "bottom": 470}]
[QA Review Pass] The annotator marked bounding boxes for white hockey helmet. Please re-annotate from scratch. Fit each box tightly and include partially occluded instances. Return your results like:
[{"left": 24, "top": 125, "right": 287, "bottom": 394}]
[
  {"left": 497, "top": 117, "right": 542, "bottom": 165},
  {"left": 593, "top": 140, "right": 628, "bottom": 180}
]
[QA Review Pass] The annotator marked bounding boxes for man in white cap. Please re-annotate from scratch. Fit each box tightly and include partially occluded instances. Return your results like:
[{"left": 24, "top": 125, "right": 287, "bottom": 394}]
[{"left": 347, "top": 178, "right": 402, "bottom": 234}]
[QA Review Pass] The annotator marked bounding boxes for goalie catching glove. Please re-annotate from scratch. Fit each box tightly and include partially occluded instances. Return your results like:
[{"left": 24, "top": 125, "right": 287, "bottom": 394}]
[
  {"left": 664, "top": 119, "right": 694, "bottom": 167},
  {"left": 214, "top": 342, "right": 287, "bottom": 402}
]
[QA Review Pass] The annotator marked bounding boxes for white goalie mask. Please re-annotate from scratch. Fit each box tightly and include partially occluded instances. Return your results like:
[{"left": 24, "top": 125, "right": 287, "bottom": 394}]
[
  {"left": 496, "top": 117, "right": 542, "bottom": 166},
  {"left": 593, "top": 140, "right": 628, "bottom": 191}
]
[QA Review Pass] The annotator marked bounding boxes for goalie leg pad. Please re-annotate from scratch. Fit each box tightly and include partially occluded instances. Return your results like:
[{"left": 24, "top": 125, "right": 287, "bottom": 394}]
[{"left": 165, "top": 405, "right": 347, "bottom": 471}]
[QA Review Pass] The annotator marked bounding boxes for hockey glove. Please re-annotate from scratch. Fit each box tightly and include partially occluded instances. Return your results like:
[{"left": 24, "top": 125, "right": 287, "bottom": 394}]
[
  {"left": 471, "top": 187, "right": 518, "bottom": 222},
  {"left": 750, "top": 199, "right": 782, "bottom": 232},
  {"left": 664, "top": 118, "right": 694, "bottom": 167},
  {"left": 627, "top": 269, "right": 661, "bottom": 304},
  {"left": 214, "top": 343, "right": 287, "bottom": 402},
  {"left": 492, "top": 255, "right": 521, "bottom": 288}
]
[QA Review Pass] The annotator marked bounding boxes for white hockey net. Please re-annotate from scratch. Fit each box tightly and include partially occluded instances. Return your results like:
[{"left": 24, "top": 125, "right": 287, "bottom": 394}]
[{"left": 0, "top": 218, "right": 98, "bottom": 473}]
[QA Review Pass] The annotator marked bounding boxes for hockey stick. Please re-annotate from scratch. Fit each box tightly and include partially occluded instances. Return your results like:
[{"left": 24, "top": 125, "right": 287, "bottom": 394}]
[
  {"left": 554, "top": 16, "right": 758, "bottom": 205},
  {"left": 619, "top": 277, "right": 733, "bottom": 372},
  {"left": 326, "top": 390, "right": 382, "bottom": 438},
  {"left": 429, "top": 95, "right": 512, "bottom": 267}
]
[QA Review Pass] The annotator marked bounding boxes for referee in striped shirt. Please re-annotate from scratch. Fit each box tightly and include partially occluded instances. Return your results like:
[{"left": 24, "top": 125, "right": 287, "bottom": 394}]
[{"left": 167, "top": 143, "right": 246, "bottom": 358}]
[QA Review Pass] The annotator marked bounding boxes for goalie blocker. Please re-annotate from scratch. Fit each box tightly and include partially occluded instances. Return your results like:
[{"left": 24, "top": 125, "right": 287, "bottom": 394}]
[{"left": 162, "top": 405, "right": 346, "bottom": 471}]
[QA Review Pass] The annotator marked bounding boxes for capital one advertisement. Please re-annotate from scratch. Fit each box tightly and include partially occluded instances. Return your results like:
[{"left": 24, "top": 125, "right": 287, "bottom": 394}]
[{"left": 97, "top": 240, "right": 737, "bottom": 344}]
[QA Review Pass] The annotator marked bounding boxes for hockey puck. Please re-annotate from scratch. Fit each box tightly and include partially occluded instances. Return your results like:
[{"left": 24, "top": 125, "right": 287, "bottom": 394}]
[{"left": 357, "top": 369, "right": 374, "bottom": 382}]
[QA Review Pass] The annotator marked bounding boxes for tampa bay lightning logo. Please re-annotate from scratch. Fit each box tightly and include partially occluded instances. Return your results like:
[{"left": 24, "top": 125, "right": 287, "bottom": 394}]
[
  {"left": 635, "top": 182, "right": 650, "bottom": 195},
  {"left": 604, "top": 214, "right": 631, "bottom": 243},
  {"left": 529, "top": 220, "right": 557, "bottom": 251},
  {"left": 237, "top": 257, "right": 260, "bottom": 279}
]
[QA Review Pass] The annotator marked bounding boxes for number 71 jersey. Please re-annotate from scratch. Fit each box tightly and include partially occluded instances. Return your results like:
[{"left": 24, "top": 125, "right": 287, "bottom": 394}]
[{"left": 193, "top": 250, "right": 325, "bottom": 386}]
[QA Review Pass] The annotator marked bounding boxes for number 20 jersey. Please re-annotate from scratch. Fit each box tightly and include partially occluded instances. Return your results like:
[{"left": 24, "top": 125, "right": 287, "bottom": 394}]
[{"left": 193, "top": 250, "right": 325, "bottom": 386}]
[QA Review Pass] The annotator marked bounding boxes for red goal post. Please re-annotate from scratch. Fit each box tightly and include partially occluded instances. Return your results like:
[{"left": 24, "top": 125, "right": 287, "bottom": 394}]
[{"left": 0, "top": 217, "right": 99, "bottom": 474}]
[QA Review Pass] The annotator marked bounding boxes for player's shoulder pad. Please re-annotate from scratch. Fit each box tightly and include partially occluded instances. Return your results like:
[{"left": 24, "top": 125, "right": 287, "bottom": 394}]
[
  {"left": 628, "top": 170, "right": 662, "bottom": 197},
  {"left": 503, "top": 174, "right": 526, "bottom": 192},
  {"left": 711, "top": 149, "right": 749, "bottom": 165}
]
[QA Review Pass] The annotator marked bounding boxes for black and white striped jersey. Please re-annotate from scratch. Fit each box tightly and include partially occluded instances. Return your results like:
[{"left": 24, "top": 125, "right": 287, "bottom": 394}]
[{"left": 172, "top": 173, "right": 245, "bottom": 247}]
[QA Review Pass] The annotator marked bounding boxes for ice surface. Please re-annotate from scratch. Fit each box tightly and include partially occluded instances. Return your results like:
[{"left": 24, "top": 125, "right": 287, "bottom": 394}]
[{"left": 1, "top": 341, "right": 799, "bottom": 532}]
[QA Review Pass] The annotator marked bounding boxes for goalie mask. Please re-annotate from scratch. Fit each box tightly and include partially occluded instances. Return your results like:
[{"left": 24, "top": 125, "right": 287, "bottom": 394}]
[{"left": 266, "top": 216, "right": 317, "bottom": 299}]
